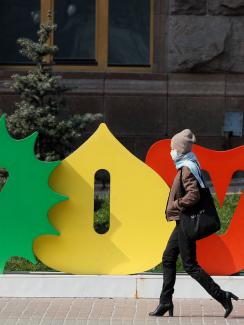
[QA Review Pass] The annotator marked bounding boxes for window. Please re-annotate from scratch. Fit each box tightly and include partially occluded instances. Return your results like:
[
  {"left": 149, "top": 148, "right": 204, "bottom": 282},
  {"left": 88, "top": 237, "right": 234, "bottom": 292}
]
[
  {"left": 108, "top": 0, "right": 151, "bottom": 66},
  {"left": 54, "top": 0, "right": 96, "bottom": 65},
  {"left": 0, "top": 0, "right": 40, "bottom": 64},
  {"left": 0, "top": 0, "right": 154, "bottom": 72}
]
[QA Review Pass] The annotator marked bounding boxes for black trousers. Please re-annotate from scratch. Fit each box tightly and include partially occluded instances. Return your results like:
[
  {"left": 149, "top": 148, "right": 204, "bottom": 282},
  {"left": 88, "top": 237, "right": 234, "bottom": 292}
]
[{"left": 160, "top": 221, "right": 225, "bottom": 304}]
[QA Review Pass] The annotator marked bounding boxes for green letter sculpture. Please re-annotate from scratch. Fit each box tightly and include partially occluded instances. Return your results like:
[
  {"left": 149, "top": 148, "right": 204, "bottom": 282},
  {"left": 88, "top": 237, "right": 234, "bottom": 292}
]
[{"left": 0, "top": 115, "right": 66, "bottom": 272}]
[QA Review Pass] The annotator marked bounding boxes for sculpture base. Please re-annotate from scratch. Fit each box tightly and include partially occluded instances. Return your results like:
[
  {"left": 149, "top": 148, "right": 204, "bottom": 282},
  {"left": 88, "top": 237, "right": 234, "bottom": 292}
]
[{"left": 0, "top": 273, "right": 243, "bottom": 298}]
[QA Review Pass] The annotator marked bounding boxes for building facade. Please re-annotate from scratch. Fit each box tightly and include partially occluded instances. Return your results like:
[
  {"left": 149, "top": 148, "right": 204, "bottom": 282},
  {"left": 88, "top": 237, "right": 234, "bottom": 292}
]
[{"left": 0, "top": 0, "right": 244, "bottom": 162}]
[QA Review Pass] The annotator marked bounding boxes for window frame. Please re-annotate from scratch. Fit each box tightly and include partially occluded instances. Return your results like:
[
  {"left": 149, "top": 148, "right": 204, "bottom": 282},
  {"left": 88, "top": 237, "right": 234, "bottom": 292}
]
[{"left": 1, "top": 0, "right": 154, "bottom": 73}]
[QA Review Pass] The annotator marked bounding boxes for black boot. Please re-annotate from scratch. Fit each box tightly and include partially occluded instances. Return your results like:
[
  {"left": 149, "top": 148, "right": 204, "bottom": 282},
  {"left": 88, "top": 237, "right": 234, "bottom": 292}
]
[
  {"left": 149, "top": 303, "right": 174, "bottom": 317},
  {"left": 220, "top": 291, "right": 239, "bottom": 318}
]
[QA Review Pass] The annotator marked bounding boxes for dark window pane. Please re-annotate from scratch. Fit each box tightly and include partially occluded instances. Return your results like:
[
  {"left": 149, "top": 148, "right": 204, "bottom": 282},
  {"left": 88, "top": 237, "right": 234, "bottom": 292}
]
[
  {"left": 0, "top": 0, "right": 40, "bottom": 64},
  {"left": 108, "top": 0, "right": 150, "bottom": 66},
  {"left": 54, "top": 0, "right": 96, "bottom": 64}
]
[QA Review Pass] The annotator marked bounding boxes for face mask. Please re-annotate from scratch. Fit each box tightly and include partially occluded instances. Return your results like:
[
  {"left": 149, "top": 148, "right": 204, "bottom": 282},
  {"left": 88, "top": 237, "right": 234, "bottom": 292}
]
[{"left": 170, "top": 149, "right": 179, "bottom": 161}]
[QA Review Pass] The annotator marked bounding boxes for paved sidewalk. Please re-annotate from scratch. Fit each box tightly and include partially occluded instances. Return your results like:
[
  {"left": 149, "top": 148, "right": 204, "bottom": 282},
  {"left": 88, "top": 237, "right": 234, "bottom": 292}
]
[{"left": 0, "top": 298, "right": 243, "bottom": 325}]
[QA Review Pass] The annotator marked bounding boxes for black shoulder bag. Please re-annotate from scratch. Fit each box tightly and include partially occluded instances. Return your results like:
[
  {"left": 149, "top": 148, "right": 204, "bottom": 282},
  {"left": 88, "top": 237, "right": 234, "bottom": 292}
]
[{"left": 179, "top": 168, "right": 221, "bottom": 240}]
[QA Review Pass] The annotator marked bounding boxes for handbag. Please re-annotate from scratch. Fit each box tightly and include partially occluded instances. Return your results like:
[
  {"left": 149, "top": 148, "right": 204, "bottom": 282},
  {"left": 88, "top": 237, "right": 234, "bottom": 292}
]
[{"left": 179, "top": 168, "right": 221, "bottom": 240}]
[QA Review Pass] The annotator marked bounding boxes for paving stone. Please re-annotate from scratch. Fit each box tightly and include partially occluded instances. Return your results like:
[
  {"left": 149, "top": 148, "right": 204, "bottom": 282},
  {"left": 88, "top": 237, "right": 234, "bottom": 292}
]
[{"left": 0, "top": 298, "right": 241, "bottom": 324}]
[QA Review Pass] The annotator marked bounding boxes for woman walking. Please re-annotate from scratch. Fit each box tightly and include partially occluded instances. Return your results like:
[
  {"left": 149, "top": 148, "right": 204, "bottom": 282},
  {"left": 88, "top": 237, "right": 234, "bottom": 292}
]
[{"left": 149, "top": 129, "right": 238, "bottom": 318}]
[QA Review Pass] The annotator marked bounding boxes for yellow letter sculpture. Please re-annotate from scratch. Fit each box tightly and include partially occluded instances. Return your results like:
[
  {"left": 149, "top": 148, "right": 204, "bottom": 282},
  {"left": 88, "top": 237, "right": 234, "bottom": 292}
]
[{"left": 34, "top": 123, "right": 173, "bottom": 274}]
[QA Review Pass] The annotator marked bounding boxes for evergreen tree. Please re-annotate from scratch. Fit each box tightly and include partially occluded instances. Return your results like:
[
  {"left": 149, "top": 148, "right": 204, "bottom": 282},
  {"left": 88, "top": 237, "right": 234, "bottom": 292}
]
[{"left": 5, "top": 22, "right": 102, "bottom": 162}]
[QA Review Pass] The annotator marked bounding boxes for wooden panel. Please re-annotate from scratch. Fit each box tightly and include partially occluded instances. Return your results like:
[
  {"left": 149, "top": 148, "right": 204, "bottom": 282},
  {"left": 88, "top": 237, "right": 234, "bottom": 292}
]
[
  {"left": 96, "top": 0, "right": 109, "bottom": 70},
  {"left": 41, "top": 0, "right": 54, "bottom": 64}
]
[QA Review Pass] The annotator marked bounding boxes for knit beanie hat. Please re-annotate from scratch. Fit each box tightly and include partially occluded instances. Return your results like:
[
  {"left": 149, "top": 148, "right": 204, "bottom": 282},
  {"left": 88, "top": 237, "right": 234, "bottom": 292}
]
[{"left": 171, "top": 129, "right": 196, "bottom": 154}]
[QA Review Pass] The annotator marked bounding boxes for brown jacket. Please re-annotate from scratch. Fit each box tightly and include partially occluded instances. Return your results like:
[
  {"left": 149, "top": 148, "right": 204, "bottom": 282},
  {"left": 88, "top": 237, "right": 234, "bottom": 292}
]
[{"left": 166, "top": 166, "right": 200, "bottom": 221}]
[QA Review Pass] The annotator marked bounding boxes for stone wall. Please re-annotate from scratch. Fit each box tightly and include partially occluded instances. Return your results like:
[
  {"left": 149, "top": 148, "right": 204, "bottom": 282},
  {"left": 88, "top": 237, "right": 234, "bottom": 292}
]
[
  {"left": 168, "top": 0, "right": 244, "bottom": 72},
  {"left": 0, "top": 72, "right": 243, "bottom": 162}
]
